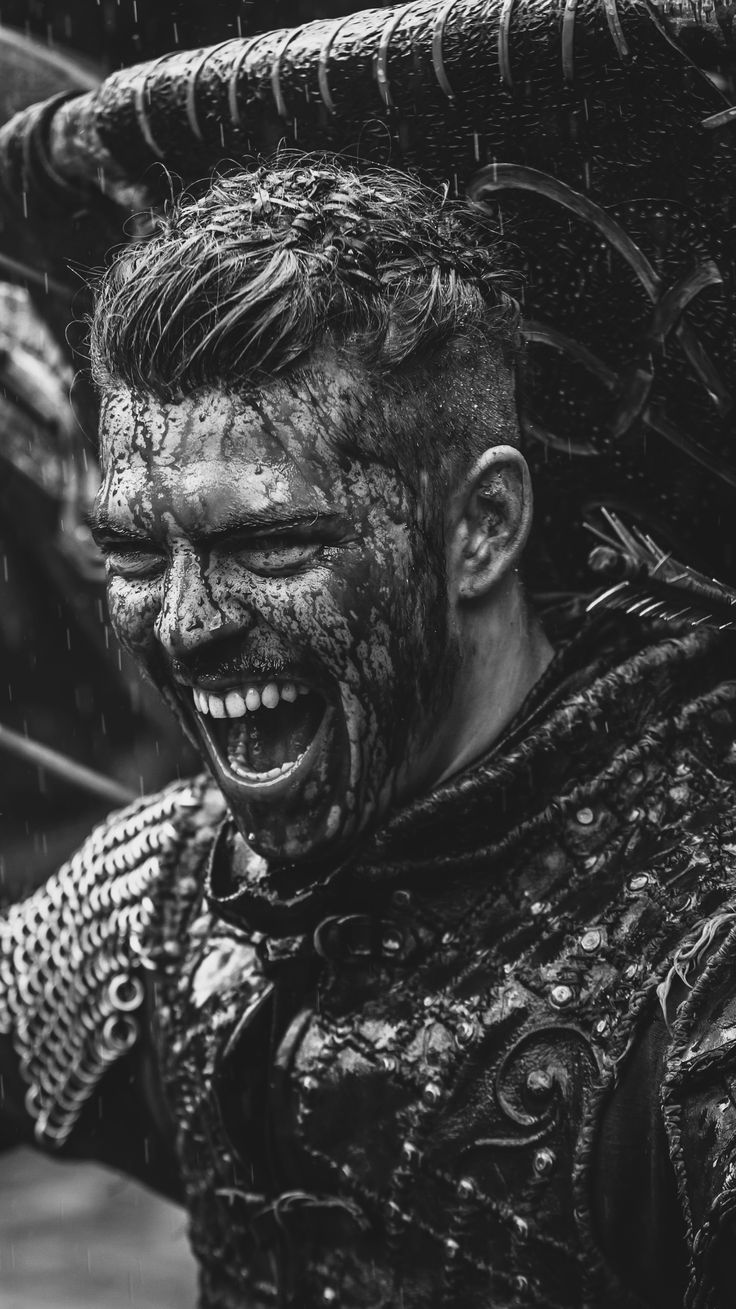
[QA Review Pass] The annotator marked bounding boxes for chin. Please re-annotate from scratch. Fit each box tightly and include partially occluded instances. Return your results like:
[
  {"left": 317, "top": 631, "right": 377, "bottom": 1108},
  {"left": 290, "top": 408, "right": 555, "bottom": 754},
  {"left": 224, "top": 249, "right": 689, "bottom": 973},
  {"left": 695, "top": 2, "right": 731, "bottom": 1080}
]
[{"left": 230, "top": 805, "right": 351, "bottom": 866}]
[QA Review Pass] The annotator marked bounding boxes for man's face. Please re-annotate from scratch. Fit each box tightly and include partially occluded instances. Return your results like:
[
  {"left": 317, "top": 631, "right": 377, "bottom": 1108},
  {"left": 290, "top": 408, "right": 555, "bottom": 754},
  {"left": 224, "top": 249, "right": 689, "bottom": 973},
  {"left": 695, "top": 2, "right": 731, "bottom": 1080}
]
[{"left": 95, "top": 357, "right": 458, "bottom": 864}]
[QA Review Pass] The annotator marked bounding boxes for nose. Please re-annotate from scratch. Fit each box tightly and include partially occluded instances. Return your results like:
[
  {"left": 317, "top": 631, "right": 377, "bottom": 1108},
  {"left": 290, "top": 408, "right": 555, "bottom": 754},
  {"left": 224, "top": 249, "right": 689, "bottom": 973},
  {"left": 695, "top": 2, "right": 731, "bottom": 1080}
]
[{"left": 154, "top": 547, "right": 248, "bottom": 661}]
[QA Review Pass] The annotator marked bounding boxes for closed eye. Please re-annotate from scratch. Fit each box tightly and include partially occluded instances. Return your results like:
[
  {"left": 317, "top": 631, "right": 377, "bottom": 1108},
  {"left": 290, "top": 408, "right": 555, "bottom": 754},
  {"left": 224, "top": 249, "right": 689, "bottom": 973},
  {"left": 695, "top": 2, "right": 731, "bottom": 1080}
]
[
  {"left": 104, "top": 548, "right": 165, "bottom": 580},
  {"left": 230, "top": 535, "right": 326, "bottom": 576}
]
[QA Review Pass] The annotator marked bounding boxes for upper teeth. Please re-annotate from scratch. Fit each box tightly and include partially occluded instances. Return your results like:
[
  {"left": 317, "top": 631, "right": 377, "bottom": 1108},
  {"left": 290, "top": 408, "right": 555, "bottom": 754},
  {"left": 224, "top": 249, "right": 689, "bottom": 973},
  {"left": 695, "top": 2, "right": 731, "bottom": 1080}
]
[{"left": 193, "top": 681, "right": 308, "bottom": 717}]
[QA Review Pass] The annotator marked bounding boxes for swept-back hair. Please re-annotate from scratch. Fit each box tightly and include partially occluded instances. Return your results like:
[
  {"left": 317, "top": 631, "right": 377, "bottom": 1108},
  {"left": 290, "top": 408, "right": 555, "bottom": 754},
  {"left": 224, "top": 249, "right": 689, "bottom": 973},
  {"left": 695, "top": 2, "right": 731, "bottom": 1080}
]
[{"left": 90, "top": 155, "right": 519, "bottom": 399}]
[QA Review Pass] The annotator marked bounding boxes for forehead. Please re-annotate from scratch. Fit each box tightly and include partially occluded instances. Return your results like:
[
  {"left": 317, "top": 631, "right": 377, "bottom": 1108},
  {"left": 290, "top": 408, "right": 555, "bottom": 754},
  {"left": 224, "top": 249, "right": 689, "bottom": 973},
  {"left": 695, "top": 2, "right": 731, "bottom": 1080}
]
[
  {"left": 97, "top": 364, "right": 375, "bottom": 530},
  {"left": 99, "top": 365, "right": 365, "bottom": 468}
]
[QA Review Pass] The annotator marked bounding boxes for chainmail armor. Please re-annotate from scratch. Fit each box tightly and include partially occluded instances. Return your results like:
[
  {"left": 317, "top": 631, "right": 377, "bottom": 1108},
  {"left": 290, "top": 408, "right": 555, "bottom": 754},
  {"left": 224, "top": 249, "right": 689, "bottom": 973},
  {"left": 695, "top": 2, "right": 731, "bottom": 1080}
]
[{"left": 0, "top": 778, "right": 201, "bottom": 1146}]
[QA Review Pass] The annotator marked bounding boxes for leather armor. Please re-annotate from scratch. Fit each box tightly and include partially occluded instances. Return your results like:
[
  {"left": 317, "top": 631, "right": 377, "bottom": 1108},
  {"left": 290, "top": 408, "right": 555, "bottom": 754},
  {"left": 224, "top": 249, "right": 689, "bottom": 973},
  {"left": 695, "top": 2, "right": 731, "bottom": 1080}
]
[{"left": 4, "top": 619, "right": 736, "bottom": 1307}]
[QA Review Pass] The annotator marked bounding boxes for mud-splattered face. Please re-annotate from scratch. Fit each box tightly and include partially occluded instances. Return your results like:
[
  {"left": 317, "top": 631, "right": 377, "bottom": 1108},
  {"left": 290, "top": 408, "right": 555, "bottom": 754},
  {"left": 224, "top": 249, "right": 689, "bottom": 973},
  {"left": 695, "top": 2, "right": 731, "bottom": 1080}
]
[{"left": 95, "top": 359, "right": 458, "bottom": 863}]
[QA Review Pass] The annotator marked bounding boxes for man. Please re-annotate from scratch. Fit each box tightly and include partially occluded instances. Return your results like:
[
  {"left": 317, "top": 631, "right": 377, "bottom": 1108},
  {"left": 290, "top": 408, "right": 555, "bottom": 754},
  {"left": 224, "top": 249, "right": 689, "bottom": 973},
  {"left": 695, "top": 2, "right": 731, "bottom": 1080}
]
[{"left": 2, "top": 153, "right": 736, "bottom": 1309}]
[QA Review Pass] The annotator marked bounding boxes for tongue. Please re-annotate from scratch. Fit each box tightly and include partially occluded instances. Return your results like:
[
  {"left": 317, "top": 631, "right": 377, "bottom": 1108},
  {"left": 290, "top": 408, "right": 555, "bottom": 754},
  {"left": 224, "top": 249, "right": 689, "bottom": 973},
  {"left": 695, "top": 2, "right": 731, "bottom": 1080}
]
[{"left": 225, "top": 694, "right": 324, "bottom": 774}]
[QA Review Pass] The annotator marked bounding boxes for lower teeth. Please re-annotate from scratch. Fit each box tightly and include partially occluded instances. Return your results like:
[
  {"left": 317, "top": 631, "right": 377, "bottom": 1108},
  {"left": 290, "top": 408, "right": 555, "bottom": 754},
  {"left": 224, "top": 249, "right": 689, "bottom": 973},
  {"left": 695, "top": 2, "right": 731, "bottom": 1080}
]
[
  {"left": 230, "top": 751, "right": 305, "bottom": 782},
  {"left": 220, "top": 693, "right": 325, "bottom": 778}
]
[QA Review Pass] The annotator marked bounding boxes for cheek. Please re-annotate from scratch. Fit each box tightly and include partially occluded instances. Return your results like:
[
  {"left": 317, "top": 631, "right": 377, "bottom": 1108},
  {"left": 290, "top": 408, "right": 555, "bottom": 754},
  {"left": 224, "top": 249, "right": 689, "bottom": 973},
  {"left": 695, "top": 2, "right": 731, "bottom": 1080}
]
[
  {"left": 250, "top": 569, "right": 354, "bottom": 659},
  {"left": 107, "top": 578, "right": 161, "bottom": 654}
]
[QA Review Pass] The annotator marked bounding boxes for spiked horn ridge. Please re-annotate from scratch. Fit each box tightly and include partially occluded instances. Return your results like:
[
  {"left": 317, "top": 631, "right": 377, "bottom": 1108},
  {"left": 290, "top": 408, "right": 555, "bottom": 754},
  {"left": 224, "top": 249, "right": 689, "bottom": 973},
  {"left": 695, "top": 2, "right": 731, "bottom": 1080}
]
[{"left": 586, "top": 509, "right": 736, "bottom": 632}]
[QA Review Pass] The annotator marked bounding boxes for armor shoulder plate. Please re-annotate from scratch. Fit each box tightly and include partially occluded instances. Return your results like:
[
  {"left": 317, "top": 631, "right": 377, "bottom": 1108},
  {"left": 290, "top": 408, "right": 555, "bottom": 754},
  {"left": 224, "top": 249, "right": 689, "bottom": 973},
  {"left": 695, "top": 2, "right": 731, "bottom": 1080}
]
[{"left": 0, "top": 777, "right": 218, "bottom": 1148}]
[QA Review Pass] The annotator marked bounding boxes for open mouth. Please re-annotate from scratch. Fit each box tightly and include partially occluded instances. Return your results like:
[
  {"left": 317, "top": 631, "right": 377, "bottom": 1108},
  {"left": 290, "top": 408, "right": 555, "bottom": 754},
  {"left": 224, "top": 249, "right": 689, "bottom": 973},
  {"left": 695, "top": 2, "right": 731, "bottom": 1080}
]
[{"left": 191, "top": 678, "right": 329, "bottom": 792}]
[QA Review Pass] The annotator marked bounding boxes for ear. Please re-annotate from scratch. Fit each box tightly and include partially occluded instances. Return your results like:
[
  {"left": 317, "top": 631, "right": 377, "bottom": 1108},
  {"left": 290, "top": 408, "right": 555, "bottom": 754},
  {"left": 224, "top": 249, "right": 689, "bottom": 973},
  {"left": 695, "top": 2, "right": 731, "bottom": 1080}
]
[{"left": 447, "top": 446, "right": 533, "bottom": 601}]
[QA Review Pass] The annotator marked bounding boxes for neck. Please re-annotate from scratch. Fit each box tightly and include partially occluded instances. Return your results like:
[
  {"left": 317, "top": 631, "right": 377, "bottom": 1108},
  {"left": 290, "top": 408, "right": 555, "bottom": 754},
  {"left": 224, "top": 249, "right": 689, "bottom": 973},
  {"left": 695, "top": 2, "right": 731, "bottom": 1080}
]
[{"left": 432, "top": 580, "right": 554, "bottom": 787}]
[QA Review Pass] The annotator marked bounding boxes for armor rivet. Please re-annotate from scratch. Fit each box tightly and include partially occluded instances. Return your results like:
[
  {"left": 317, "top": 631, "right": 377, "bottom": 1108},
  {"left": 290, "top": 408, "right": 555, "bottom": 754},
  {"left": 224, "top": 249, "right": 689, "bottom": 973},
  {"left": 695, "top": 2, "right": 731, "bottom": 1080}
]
[
  {"left": 512, "top": 1215, "right": 529, "bottom": 1239},
  {"left": 322, "top": 1289, "right": 337, "bottom": 1304},
  {"left": 455, "top": 1020, "right": 475, "bottom": 1046},
  {"left": 526, "top": 1068, "right": 554, "bottom": 1098},
  {"left": 514, "top": 1276, "right": 530, "bottom": 1291},
  {"left": 457, "top": 1177, "right": 477, "bottom": 1201},
  {"left": 444, "top": 1237, "right": 460, "bottom": 1259},
  {"left": 595, "top": 1018, "right": 610, "bottom": 1036},
  {"left": 550, "top": 983, "right": 575, "bottom": 1007},
  {"left": 629, "top": 767, "right": 645, "bottom": 786},
  {"left": 576, "top": 806, "right": 595, "bottom": 826},
  {"left": 580, "top": 929, "right": 602, "bottom": 953},
  {"left": 533, "top": 1147, "right": 556, "bottom": 1177},
  {"left": 423, "top": 1081, "right": 442, "bottom": 1106},
  {"left": 628, "top": 873, "right": 649, "bottom": 892},
  {"left": 382, "top": 928, "right": 403, "bottom": 955},
  {"left": 391, "top": 889, "right": 411, "bottom": 909}
]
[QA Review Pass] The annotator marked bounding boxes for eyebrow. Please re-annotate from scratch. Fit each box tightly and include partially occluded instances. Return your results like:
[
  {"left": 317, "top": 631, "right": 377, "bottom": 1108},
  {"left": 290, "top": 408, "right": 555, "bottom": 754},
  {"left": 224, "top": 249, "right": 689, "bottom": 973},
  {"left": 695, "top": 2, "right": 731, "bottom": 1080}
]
[{"left": 85, "top": 507, "right": 343, "bottom": 547}]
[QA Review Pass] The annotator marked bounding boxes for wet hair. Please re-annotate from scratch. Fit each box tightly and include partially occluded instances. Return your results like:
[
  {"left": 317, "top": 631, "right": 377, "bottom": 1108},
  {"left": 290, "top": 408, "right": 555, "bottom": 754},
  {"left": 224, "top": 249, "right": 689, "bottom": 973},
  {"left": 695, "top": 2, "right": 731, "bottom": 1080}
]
[
  {"left": 90, "top": 155, "right": 519, "bottom": 391},
  {"left": 90, "top": 157, "right": 522, "bottom": 500}
]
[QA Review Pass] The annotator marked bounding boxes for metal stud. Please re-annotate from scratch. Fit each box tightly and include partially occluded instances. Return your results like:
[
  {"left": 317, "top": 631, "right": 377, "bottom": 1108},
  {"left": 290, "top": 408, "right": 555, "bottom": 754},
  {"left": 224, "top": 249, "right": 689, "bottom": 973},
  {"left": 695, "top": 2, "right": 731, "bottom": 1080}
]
[
  {"left": 526, "top": 1068, "right": 554, "bottom": 1098},
  {"left": 550, "top": 982, "right": 575, "bottom": 1007},
  {"left": 628, "top": 873, "right": 650, "bottom": 892},
  {"left": 457, "top": 1177, "right": 477, "bottom": 1201},
  {"left": 382, "top": 927, "right": 404, "bottom": 955},
  {"left": 576, "top": 806, "right": 595, "bottom": 826},
  {"left": 533, "top": 1147, "right": 557, "bottom": 1177},
  {"left": 455, "top": 1020, "right": 476, "bottom": 1047},
  {"left": 580, "top": 928, "right": 602, "bottom": 953},
  {"left": 423, "top": 1081, "right": 442, "bottom": 1107}
]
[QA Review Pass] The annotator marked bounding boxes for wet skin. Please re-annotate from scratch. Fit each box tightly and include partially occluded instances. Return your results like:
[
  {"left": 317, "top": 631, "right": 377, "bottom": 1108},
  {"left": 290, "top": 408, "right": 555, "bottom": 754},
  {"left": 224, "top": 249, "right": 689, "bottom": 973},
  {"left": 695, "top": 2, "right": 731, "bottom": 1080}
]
[{"left": 94, "top": 357, "right": 461, "bottom": 864}]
